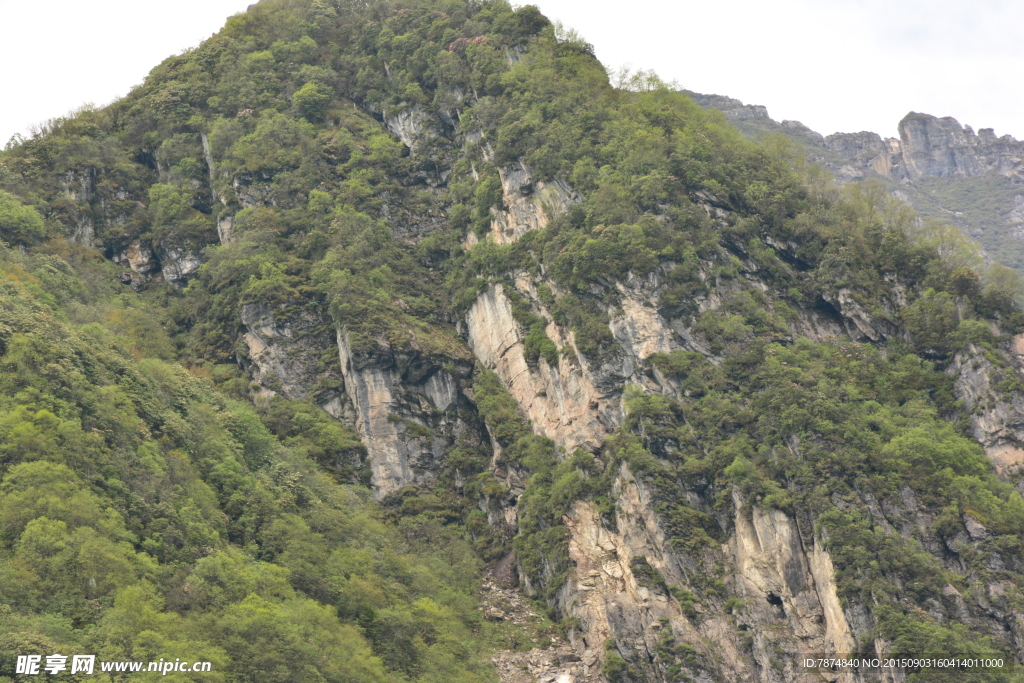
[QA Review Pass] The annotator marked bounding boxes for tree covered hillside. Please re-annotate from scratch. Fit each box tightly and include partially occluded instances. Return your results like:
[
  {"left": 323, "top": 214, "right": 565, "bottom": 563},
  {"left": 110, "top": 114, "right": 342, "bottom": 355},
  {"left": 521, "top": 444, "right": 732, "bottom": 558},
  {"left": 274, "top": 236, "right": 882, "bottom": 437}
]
[
  {"left": 0, "top": 209, "right": 529, "bottom": 683},
  {"left": 3, "top": 1, "right": 1024, "bottom": 682}
]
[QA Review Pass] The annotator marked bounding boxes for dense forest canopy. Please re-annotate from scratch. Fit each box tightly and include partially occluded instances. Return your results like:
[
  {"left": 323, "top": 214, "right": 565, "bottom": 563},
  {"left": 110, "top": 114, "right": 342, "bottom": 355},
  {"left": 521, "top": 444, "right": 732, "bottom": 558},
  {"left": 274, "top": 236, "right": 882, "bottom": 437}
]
[{"left": 2, "top": 0, "right": 1024, "bottom": 681}]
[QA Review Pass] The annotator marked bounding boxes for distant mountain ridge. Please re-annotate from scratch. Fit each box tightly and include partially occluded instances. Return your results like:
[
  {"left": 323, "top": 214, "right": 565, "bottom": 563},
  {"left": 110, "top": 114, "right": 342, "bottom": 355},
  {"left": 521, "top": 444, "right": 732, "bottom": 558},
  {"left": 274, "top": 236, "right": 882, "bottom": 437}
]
[
  {"left": 687, "top": 90, "right": 1024, "bottom": 269},
  {"left": 825, "top": 112, "right": 1024, "bottom": 184}
]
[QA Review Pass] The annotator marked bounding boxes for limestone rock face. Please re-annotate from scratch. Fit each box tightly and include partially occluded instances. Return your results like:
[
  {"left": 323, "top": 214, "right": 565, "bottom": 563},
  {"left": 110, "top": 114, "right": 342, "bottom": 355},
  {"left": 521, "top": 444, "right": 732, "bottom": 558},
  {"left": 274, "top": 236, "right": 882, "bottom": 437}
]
[
  {"left": 821, "top": 287, "right": 898, "bottom": 342},
  {"left": 948, "top": 338, "right": 1024, "bottom": 474},
  {"left": 239, "top": 302, "right": 336, "bottom": 403},
  {"left": 384, "top": 104, "right": 437, "bottom": 152},
  {"left": 335, "top": 328, "right": 483, "bottom": 497},
  {"left": 544, "top": 459, "right": 858, "bottom": 683},
  {"left": 111, "top": 239, "right": 159, "bottom": 278},
  {"left": 729, "top": 490, "right": 856, "bottom": 680},
  {"left": 466, "top": 283, "right": 615, "bottom": 452},
  {"left": 461, "top": 256, "right": 878, "bottom": 681},
  {"left": 42, "top": 160, "right": 216, "bottom": 286},
  {"left": 60, "top": 167, "right": 98, "bottom": 246},
  {"left": 155, "top": 245, "right": 202, "bottom": 284},
  {"left": 109, "top": 239, "right": 201, "bottom": 287},
  {"left": 823, "top": 112, "right": 1024, "bottom": 183},
  {"left": 487, "top": 162, "right": 580, "bottom": 245},
  {"left": 898, "top": 114, "right": 1023, "bottom": 180}
]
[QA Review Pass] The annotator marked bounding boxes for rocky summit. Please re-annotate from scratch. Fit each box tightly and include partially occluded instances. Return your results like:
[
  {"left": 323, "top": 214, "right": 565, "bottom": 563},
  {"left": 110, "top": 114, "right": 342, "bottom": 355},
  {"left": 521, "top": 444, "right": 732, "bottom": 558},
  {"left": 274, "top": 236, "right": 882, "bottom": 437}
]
[{"left": 3, "top": 2, "right": 1024, "bottom": 682}]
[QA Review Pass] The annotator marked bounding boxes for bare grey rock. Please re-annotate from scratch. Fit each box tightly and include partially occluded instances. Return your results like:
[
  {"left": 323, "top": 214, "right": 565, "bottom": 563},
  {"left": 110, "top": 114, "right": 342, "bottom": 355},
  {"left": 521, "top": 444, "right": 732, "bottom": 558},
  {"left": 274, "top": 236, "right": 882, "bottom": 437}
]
[
  {"left": 384, "top": 103, "right": 437, "bottom": 152},
  {"left": 947, "top": 340, "right": 1024, "bottom": 474},
  {"left": 335, "top": 328, "right": 483, "bottom": 497}
]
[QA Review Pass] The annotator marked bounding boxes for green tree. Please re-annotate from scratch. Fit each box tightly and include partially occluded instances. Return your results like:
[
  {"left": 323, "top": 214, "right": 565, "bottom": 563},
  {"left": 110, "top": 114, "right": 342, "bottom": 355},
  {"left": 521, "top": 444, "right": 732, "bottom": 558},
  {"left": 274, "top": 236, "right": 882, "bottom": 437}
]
[
  {"left": 902, "top": 289, "right": 960, "bottom": 354},
  {"left": 0, "top": 191, "right": 46, "bottom": 245},
  {"left": 292, "top": 82, "right": 333, "bottom": 122}
]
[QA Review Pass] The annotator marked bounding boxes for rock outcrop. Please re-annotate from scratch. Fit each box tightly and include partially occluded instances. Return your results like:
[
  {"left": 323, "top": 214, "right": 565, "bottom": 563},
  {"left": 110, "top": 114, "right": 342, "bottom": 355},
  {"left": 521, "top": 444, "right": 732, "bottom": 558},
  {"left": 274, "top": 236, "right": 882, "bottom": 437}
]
[
  {"left": 485, "top": 162, "right": 580, "bottom": 245},
  {"left": 948, "top": 337, "right": 1024, "bottom": 474},
  {"left": 466, "top": 282, "right": 615, "bottom": 451},
  {"left": 384, "top": 104, "right": 438, "bottom": 152},
  {"left": 336, "top": 328, "right": 483, "bottom": 496},
  {"left": 824, "top": 113, "right": 1024, "bottom": 184},
  {"left": 462, "top": 254, "right": 873, "bottom": 681},
  {"left": 240, "top": 302, "right": 339, "bottom": 404},
  {"left": 109, "top": 238, "right": 201, "bottom": 286},
  {"left": 689, "top": 96, "right": 1024, "bottom": 186},
  {"left": 690, "top": 92, "right": 1024, "bottom": 275}
]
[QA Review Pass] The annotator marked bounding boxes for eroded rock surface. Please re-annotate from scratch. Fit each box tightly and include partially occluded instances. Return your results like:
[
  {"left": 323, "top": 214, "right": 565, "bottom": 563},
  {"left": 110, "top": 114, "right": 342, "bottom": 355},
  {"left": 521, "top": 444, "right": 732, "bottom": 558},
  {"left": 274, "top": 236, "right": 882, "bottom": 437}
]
[
  {"left": 949, "top": 338, "right": 1024, "bottom": 473},
  {"left": 336, "top": 328, "right": 482, "bottom": 496},
  {"left": 487, "top": 163, "right": 580, "bottom": 245}
]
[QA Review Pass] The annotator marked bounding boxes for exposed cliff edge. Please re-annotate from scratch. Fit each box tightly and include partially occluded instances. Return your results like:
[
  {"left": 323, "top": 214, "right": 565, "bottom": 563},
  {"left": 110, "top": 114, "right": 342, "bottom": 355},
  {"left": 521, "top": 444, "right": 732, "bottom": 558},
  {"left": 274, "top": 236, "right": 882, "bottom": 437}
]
[
  {"left": 335, "top": 328, "right": 486, "bottom": 496},
  {"left": 459, "top": 248, "right": 894, "bottom": 681},
  {"left": 823, "top": 113, "right": 1024, "bottom": 184},
  {"left": 948, "top": 336, "right": 1024, "bottom": 475},
  {"left": 687, "top": 91, "right": 1024, "bottom": 186}
]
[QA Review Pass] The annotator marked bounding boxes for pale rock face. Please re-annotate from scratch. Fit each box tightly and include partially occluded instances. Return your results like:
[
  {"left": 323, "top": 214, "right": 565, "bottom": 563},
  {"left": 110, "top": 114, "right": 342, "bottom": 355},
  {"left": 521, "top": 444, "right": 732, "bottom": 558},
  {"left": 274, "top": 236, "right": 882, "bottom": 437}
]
[
  {"left": 687, "top": 93, "right": 771, "bottom": 124},
  {"left": 59, "top": 168, "right": 97, "bottom": 246},
  {"left": 466, "top": 269, "right": 699, "bottom": 452},
  {"left": 422, "top": 369, "right": 458, "bottom": 412},
  {"left": 240, "top": 302, "right": 327, "bottom": 401},
  {"left": 468, "top": 256, "right": 883, "bottom": 680},
  {"left": 113, "top": 240, "right": 159, "bottom": 276},
  {"left": 202, "top": 132, "right": 235, "bottom": 246},
  {"left": 466, "top": 283, "right": 614, "bottom": 451},
  {"left": 561, "top": 500, "right": 679, "bottom": 682},
  {"left": 488, "top": 162, "right": 580, "bottom": 244},
  {"left": 900, "top": 116, "right": 995, "bottom": 179},
  {"left": 818, "top": 287, "right": 904, "bottom": 343},
  {"left": 787, "top": 304, "right": 847, "bottom": 344},
  {"left": 948, "top": 341, "right": 1024, "bottom": 473},
  {"left": 200, "top": 132, "right": 219, "bottom": 205},
  {"left": 335, "top": 328, "right": 471, "bottom": 496},
  {"left": 110, "top": 239, "right": 200, "bottom": 286},
  {"left": 385, "top": 104, "right": 435, "bottom": 152},
  {"left": 824, "top": 112, "right": 1024, "bottom": 183},
  {"left": 574, "top": 468, "right": 745, "bottom": 681},
  {"left": 464, "top": 268, "right": 862, "bottom": 680},
  {"left": 337, "top": 330, "right": 417, "bottom": 493},
  {"left": 217, "top": 215, "right": 234, "bottom": 245},
  {"left": 549, "top": 466, "right": 858, "bottom": 683},
  {"left": 610, "top": 278, "right": 681, "bottom": 362},
  {"left": 730, "top": 490, "right": 856, "bottom": 679},
  {"left": 809, "top": 538, "right": 857, "bottom": 661},
  {"left": 157, "top": 246, "right": 202, "bottom": 284}
]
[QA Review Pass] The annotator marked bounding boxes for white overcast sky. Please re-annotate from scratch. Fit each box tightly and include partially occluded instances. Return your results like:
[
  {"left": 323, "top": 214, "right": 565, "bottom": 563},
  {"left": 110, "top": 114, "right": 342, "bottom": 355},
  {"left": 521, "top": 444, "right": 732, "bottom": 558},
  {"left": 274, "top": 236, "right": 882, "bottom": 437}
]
[{"left": 1, "top": 0, "right": 1022, "bottom": 146}]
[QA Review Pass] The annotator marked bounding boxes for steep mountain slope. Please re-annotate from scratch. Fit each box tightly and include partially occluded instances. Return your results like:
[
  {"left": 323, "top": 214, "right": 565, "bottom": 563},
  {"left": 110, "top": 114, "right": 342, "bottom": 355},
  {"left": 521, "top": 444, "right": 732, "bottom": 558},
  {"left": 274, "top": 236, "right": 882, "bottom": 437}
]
[
  {"left": 687, "top": 91, "right": 1024, "bottom": 272},
  {"left": 4, "top": 2, "right": 1024, "bottom": 682}
]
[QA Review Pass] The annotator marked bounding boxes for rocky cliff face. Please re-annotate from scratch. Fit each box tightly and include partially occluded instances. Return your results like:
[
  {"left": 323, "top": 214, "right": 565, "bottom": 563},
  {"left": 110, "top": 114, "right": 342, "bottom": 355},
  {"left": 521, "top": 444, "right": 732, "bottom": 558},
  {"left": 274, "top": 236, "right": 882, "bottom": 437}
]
[
  {"left": 45, "top": 159, "right": 211, "bottom": 286},
  {"left": 466, "top": 282, "right": 616, "bottom": 452},
  {"left": 948, "top": 336, "right": 1024, "bottom": 475},
  {"left": 689, "top": 94, "right": 1024, "bottom": 187},
  {"left": 335, "top": 328, "right": 483, "bottom": 496},
  {"left": 824, "top": 113, "right": 1024, "bottom": 184},
  {"left": 12, "top": 4, "right": 1024, "bottom": 681},
  {"left": 209, "top": 126, "right": 896, "bottom": 677},
  {"left": 172, "top": 89, "right": 1024, "bottom": 680},
  {"left": 465, "top": 276, "right": 863, "bottom": 682}
]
